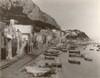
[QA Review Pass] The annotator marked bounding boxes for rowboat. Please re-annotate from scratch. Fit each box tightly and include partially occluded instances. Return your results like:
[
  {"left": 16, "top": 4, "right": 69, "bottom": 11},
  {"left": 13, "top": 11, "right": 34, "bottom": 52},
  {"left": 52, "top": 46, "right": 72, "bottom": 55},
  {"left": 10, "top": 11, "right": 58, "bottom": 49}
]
[
  {"left": 69, "top": 50, "right": 80, "bottom": 54},
  {"left": 68, "top": 59, "right": 81, "bottom": 64},
  {"left": 84, "top": 58, "right": 92, "bottom": 61}
]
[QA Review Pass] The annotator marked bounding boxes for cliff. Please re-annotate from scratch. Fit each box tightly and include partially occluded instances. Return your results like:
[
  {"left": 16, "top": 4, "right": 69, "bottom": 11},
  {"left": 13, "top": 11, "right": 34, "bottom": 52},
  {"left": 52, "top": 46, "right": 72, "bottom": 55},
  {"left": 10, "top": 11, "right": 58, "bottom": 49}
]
[{"left": 0, "top": 0, "right": 60, "bottom": 29}]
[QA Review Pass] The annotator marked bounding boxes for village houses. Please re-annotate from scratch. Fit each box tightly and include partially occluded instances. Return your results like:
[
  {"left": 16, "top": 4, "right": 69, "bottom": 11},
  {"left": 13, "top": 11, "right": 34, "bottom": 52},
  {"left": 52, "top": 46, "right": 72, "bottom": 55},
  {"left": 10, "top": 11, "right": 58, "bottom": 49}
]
[
  {"left": 3, "top": 19, "right": 33, "bottom": 59},
  {"left": 0, "top": 19, "right": 62, "bottom": 61}
]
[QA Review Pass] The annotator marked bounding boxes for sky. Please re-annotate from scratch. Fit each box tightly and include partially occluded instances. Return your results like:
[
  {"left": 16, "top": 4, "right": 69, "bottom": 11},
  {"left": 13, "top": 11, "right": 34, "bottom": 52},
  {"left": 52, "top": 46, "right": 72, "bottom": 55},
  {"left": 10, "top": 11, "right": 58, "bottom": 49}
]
[{"left": 32, "top": 0, "right": 100, "bottom": 41}]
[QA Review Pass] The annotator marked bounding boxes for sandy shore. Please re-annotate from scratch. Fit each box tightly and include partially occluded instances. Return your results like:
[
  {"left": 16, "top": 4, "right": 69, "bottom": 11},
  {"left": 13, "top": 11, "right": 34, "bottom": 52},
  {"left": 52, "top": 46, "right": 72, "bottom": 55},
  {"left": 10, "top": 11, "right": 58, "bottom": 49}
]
[
  {"left": 58, "top": 44, "right": 100, "bottom": 78},
  {"left": 7, "top": 43, "right": 100, "bottom": 78}
]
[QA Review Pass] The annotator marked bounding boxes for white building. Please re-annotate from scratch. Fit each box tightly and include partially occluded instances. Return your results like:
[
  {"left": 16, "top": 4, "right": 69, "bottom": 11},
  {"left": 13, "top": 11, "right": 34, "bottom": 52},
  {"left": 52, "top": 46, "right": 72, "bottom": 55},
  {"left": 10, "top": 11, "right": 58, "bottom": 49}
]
[
  {"left": 13, "top": 25, "right": 33, "bottom": 41},
  {"left": 3, "top": 19, "right": 34, "bottom": 59},
  {"left": 11, "top": 20, "right": 33, "bottom": 53}
]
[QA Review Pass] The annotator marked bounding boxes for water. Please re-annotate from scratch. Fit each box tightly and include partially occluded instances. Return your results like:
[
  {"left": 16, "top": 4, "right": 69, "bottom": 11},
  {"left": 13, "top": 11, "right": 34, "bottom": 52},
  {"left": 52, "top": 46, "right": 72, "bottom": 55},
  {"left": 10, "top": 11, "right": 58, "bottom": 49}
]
[
  {"left": 71, "top": 44, "right": 100, "bottom": 78},
  {"left": 60, "top": 43, "right": 100, "bottom": 78}
]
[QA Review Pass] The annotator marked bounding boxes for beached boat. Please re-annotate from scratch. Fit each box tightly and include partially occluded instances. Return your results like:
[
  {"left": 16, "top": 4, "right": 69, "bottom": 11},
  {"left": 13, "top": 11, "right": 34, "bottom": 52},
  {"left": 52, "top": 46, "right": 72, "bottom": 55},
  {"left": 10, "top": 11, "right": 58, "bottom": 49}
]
[
  {"left": 39, "top": 62, "right": 62, "bottom": 68},
  {"left": 84, "top": 58, "right": 93, "bottom": 61},
  {"left": 69, "top": 54, "right": 84, "bottom": 58},
  {"left": 69, "top": 50, "right": 80, "bottom": 54},
  {"left": 97, "top": 45, "right": 100, "bottom": 47},
  {"left": 45, "top": 50, "right": 59, "bottom": 54},
  {"left": 68, "top": 60, "right": 81, "bottom": 64},
  {"left": 44, "top": 52, "right": 59, "bottom": 57},
  {"left": 25, "top": 66, "right": 52, "bottom": 77},
  {"left": 45, "top": 56, "right": 55, "bottom": 60},
  {"left": 68, "top": 47, "right": 75, "bottom": 50},
  {"left": 52, "top": 63, "right": 62, "bottom": 68},
  {"left": 97, "top": 49, "right": 100, "bottom": 51},
  {"left": 89, "top": 49, "right": 94, "bottom": 51}
]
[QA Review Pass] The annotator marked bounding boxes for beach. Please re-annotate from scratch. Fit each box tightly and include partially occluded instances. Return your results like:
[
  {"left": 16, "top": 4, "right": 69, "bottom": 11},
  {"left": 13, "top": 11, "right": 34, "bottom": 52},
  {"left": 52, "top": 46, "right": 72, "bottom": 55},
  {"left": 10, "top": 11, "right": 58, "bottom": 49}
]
[{"left": 57, "top": 43, "right": 100, "bottom": 78}]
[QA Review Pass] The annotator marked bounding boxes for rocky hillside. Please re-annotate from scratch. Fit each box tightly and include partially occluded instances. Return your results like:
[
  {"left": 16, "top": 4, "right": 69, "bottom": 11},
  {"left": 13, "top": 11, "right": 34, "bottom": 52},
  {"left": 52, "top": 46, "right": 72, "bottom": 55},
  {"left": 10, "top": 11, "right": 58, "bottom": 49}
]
[
  {"left": 0, "top": 0, "right": 60, "bottom": 29},
  {"left": 64, "top": 29, "right": 90, "bottom": 41}
]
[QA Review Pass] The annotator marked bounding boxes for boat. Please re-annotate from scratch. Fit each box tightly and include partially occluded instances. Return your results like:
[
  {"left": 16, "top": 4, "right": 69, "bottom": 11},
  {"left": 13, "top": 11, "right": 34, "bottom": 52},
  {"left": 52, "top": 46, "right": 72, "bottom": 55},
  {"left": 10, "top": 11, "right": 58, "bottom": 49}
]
[
  {"left": 84, "top": 58, "right": 93, "bottom": 61},
  {"left": 68, "top": 47, "right": 75, "bottom": 50},
  {"left": 97, "top": 49, "right": 100, "bottom": 51},
  {"left": 89, "top": 49, "right": 94, "bottom": 51},
  {"left": 45, "top": 50, "right": 59, "bottom": 54},
  {"left": 25, "top": 66, "right": 52, "bottom": 77},
  {"left": 69, "top": 50, "right": 80, "bottom": 54},
  {"left": 68, "top": 60, "right": 81, "bottom": 64},
  {"left": 44, "top": 52, "right": 59, "bottom": 57},
  {"left": 39, "top": 62, "right": 62, "bottom": 68},
  {"left": 69, "top": 54, "right": 84, "bottom": 58},
  {"left": 51, "top": 63, "right": 62, "bottom": 68},
  {"left": 97, "top": 45, "right": 100, "bottom": 47}
]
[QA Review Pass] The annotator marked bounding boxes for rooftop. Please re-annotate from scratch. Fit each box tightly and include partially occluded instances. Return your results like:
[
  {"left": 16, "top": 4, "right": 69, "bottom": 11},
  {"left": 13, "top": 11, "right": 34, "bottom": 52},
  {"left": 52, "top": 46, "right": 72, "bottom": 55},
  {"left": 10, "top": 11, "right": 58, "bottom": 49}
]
[{"left": 13, "top": 25, "right": 33, "bottom": 34}]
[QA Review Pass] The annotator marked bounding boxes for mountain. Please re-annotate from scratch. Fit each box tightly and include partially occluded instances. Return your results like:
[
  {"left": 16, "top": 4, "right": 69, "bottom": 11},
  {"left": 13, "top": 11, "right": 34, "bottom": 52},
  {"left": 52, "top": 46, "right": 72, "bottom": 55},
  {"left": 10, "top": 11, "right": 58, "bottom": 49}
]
[
  {"left": 0, "top": 0, "right": 60, "bottom": 29},
  {"left": 64, "top": 29, "right": 90, "bottom": 41}
]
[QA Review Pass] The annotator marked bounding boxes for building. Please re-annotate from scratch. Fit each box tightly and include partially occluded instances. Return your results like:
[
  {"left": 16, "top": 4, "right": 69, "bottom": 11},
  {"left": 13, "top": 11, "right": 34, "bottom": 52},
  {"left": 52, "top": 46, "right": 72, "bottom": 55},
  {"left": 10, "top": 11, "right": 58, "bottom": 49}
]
[
  {"left": 3, "top": 19, "right": 34, "bottom": 59},
  {"left": 13, "top": 25, "right": 33, "bottom": 41},
  {"left": 4, "top": 22, "right": 16, "bottom": 59},
  {"left": 0, "top": 27, "right": 6, "bottom": 60},
  {"left": 12, "top": 22, "right": 33, "bottom": 54}
]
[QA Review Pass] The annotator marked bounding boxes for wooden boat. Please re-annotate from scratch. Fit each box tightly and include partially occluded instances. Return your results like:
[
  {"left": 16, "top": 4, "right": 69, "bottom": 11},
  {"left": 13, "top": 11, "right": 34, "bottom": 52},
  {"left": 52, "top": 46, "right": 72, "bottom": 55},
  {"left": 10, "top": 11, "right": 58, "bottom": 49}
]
[
  {"left": 97, "top": 45, "right": 100, "bottom": 47},
  {"left": 69, "top": 54, "right": 84, "bottom": 58},
  {"left": 89, "top": 49, "right": 94, "bottom": 51},
  {"left": 69, "top": 50, "right": 80, "bottom": 54},
  {"left": 39, "top": 62, "right": 62, "bottom": 68},
  {"left": 97, "top": 49, "right": 100, "bottom": 51},
  {"left": 25, "top": 66, "right": 52, "bottom": 77},
  {"left": 84, "top": 58, "right": 92, "bottom": 61},
  {"left": 68, "top": 47, "right": 75, "bottom": 50},
  {"left": 68, "top": 60, "right": 81, "bottom": 64},
  {"left": 51, "top": 63, "right": 62, "bottom": 68},
  {"left": 44, "top": 52, "right": 58, "bottom": 57},
  {"left": 45, "top": 50, "right": 59, "bottom": 54}
]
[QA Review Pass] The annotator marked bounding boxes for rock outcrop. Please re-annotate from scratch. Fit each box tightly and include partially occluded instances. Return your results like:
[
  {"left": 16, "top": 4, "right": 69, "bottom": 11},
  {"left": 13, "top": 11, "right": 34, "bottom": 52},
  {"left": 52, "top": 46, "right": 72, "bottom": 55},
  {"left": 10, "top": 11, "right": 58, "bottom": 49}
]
[
  {"left": 0, "top": 0, "right": 60, "bottom": 29},
  {"left": 64, "top": 29, "right": 90, "bottom": 41}
]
